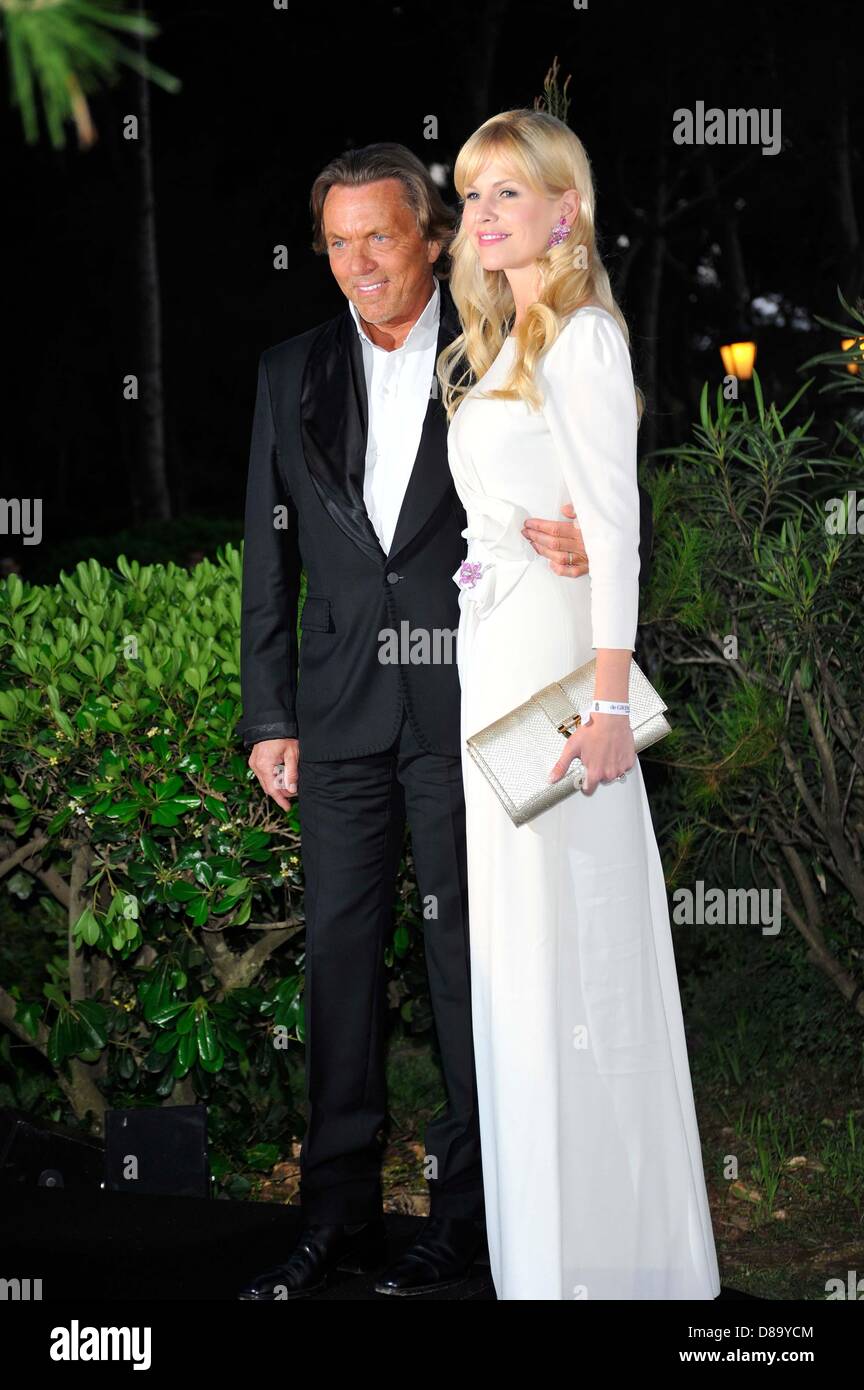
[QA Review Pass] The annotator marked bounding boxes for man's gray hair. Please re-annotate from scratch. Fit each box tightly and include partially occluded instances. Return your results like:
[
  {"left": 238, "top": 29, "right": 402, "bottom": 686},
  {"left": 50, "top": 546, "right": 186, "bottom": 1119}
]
[{"left": 310, "top": 142, "right": 456, "bottom": 275}]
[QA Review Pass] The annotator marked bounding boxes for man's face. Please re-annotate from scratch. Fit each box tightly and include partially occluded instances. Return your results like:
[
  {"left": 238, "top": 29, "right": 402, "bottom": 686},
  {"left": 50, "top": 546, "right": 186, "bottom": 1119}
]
[{"left": 322, "top": 178, "right": 441, "bottom": 326}]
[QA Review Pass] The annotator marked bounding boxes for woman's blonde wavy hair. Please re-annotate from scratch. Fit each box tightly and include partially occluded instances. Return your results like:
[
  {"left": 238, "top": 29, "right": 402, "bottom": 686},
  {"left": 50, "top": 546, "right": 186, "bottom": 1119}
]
[{"left": 437, "top": 108, "right": 643, "bottom": 424}]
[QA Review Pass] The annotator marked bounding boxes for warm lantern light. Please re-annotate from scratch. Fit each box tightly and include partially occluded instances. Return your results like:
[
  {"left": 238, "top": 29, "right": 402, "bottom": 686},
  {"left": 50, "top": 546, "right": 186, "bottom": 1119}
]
[
  {"left": 719, "top": 341, "right": 757, "bottom": 380},
  {"left": 841, "top": 337, "right": 863, "bottom": 375}
]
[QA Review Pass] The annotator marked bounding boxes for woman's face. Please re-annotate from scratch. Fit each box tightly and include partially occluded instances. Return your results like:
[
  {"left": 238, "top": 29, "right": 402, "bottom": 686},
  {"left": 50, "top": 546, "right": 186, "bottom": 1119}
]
[{"left": 462, "top": 157, "right": 578, "bottom": 272}]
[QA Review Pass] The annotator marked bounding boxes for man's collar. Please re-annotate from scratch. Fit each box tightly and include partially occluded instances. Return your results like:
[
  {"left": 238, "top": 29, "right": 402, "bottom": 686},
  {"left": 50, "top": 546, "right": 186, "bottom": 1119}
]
[{"left": 348, "top": 276, "right": 440, "bottom": 350}]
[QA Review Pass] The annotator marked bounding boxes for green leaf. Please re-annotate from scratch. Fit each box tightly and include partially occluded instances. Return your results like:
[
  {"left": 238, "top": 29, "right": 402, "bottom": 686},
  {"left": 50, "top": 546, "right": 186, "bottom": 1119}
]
[
  {"left": 198, "top": 1044, "right": 225, "bottom": 1075},
  {"left": 187, "top": 896, "right": 210, "bottom": 927},
  {"left": 244, "top": 1142, "right": 280, "bottom": 1171},
  {"left": 155, "top": 775, "right": 184, "bottom": 801},
  {"left": 15, "top": 1000, "right": 43, "bottom": 1039},
  {"left": 197, "top": 1013, "right": 218, "bottom": 1063},
  {"left": 148, "top": 1001, "right": 190, "bottom": 1027},
  {"left": 176, "top": 1031, "right": 197, "bottom": 1071},
  {"left": 194, "top": 860, "right": 216, "bottom": 889},
  {"left": 175, "top": 1005, "right": 197, "bottom": 1036},
  {"left": 47, "top": 1013, "right": 75, "bottom": 1068},
  {"left": 233, "top": 894, "right": 252, "bottom": 926},
  {"left": 55, "top": 711, "right": 76, "bottom": 740},
  {"left": 5, "top": 573, "right": 24, "bottom": 609},
  {"left": 139, "top": 833, "right": 161, "bottom": 865},
  {"left": 698, "top": 380, "right": 710, "bottom": 433},
  {"left": 167, "top": 880, "right": 203, "bottom": 904},
  {"left": 74, "top": 1000, "right": 108, "bottom": 1049},
  {"left": 73, "top": 907, "right": 101, "bottom": 946}
]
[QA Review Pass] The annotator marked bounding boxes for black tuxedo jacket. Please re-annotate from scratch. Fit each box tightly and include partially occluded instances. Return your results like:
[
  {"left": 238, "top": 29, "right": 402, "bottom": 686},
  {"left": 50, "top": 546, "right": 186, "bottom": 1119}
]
[{"left": 236, "top": 279, "right": 653, "bottom": 760}]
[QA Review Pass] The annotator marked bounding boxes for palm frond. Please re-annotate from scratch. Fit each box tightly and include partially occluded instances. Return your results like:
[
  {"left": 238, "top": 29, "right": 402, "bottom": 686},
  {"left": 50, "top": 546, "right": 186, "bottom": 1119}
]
[{"left": 1, "top": 0, "right": 180, "bottom": 148}]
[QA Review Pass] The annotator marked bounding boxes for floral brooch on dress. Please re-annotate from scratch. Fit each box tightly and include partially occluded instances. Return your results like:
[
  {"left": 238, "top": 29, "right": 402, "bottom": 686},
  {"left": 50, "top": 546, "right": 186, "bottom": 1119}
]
[{"left": 456, "top": 560, "right": 484, "bottom": 589}]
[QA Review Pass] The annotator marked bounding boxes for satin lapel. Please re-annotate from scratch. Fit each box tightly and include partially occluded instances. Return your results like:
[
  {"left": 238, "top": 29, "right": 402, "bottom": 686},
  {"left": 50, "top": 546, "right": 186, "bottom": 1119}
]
[
  {"left": 299, "top": 310, "right": 386, "bottom": 565},
  {"left": 386, "top": 280, "right": 464, "bottom": 563}
]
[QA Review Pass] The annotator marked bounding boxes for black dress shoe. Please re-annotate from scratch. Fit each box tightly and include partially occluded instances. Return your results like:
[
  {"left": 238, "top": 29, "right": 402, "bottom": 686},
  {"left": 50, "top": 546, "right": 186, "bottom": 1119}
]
[
  {"left": 373, "top": 1216, "right": 486, "bottom": 1297},
  {"left": 237, "top": 1219, "right": 386, "bottom": 1300}
]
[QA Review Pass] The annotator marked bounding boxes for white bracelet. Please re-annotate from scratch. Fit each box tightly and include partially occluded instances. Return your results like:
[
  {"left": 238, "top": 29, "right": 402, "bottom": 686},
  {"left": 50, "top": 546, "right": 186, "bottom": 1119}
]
[{"left": 588, "top": 699, "right": 630, "bottom": 716}]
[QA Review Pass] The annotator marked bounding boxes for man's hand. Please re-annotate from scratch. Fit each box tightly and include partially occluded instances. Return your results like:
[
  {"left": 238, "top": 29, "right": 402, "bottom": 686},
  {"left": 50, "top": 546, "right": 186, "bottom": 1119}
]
[
  {"left": 521, "top": 503, "right": 588, "bottom": 577},
  {"left": 249, "top": 737, "right": 299, "bottom": 812}
]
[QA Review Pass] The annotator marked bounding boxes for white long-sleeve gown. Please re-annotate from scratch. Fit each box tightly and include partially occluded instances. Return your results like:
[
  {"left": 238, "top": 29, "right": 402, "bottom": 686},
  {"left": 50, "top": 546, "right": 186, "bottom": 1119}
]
[{"left": 447, "top": 307, "right": 721, "bottom": 1301}]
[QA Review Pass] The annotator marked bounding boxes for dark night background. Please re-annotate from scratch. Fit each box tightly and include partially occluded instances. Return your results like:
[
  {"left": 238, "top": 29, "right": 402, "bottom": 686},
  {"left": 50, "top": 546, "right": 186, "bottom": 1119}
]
[{"left": 2, "top": 0, "right": 861, "bottom": 575}]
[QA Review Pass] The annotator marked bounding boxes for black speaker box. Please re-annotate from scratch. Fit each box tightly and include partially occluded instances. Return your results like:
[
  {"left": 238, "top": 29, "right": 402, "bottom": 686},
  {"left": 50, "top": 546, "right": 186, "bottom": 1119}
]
[
  {"left": 0, "top": 1107, "right": 103, "bottom": 1189},
  {"left": 103, "top": 1104, "right": 211, "bottom": 1198}
]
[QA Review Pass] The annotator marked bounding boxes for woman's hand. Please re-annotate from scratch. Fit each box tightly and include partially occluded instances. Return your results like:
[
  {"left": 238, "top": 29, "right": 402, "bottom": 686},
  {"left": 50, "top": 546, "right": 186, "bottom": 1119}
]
[{"left": 547, "top": 713, "right": 636, "bottom": 794}]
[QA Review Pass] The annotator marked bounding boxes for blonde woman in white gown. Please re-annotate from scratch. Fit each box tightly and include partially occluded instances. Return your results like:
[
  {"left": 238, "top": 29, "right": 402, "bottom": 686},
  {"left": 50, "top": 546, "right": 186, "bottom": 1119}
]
[{"left": 437, "top": 109, "right": 721, "bottom": 1301}]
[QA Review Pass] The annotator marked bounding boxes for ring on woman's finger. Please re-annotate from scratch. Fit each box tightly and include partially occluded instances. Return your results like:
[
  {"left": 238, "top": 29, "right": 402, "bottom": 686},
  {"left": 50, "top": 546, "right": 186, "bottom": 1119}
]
[
  {"left": 571, "top": 757, "right": 587, "bottom": 791},
  {"left": 616, "top": 773, "right": 627, "bottom": 782},
  {"left": 567, "top": 551, "right": 574, "bottom": 566}
]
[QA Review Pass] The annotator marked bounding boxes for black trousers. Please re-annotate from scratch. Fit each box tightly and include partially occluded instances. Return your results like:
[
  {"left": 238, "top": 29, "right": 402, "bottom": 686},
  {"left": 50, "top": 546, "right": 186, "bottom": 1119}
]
[{"left": 296, "top": 707, "right": 484, "bottom": 1222}]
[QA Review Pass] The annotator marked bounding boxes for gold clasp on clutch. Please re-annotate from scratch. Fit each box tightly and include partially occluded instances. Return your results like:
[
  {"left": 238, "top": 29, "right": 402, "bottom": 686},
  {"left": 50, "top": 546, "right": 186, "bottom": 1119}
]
[{"left": 557, "top": 713, "right": 581, "bottom": 738}]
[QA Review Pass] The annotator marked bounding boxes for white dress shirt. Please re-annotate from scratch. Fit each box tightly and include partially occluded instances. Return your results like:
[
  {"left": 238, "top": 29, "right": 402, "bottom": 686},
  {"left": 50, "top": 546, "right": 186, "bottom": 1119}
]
[{"left": 348, "top": 278, "right": 441, "bottom": 554}]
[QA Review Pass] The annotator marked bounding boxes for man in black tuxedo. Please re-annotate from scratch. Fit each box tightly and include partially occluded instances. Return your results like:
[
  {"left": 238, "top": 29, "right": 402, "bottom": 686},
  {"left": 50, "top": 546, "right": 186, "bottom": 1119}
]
[{"left": 236, "top": 144, "right": 653, "bottom": 1300}]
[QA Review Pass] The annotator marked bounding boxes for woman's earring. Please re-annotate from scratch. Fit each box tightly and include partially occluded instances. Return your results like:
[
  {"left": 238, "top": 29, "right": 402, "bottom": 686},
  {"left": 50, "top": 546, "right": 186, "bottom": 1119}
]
[{"left": 546, "top": 216, "right": 570, "bottom": 249}]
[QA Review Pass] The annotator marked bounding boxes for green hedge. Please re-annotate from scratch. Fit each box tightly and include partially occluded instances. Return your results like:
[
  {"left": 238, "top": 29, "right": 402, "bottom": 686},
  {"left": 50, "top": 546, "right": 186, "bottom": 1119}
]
[
  {"left": 643, "top": 345, "right": 864, "bottom": 1056},
  {"left": 0, "top": 545, "right": 428, "bottom": 1160}
]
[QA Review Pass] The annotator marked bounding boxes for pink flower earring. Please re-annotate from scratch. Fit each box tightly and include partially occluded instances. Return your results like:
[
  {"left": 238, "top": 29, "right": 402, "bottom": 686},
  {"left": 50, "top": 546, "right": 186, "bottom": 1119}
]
[{"left": 546, "top": 216, "right": 570, "bottom": 249}]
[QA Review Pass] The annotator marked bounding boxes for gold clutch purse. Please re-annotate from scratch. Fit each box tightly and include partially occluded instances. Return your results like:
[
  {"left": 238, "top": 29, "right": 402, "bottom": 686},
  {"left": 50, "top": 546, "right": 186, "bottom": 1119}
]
[{"left": 465, "top": 656, "right": 670, "bottom": 826}]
